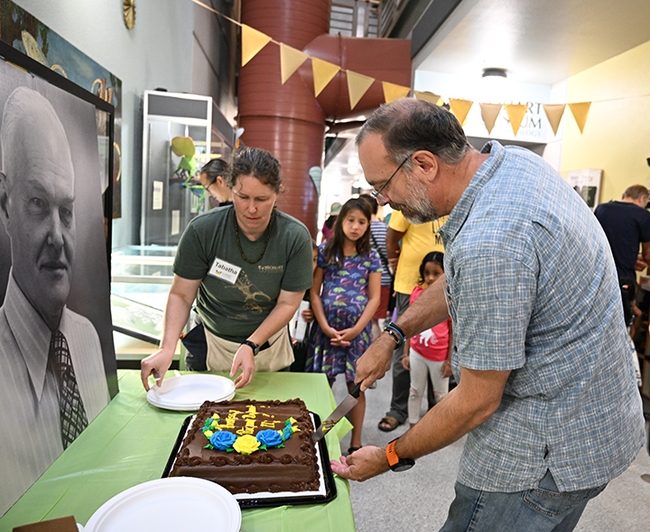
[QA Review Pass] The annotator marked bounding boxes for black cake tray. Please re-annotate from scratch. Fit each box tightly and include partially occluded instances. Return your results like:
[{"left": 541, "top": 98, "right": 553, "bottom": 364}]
[{"left": 162, "top": 412, "right": 337, "bottom": 509}]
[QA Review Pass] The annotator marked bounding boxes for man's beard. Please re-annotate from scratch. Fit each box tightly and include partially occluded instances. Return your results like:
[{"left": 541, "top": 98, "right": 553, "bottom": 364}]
[{"left": 390, "top": 178, "right": 439, "bottom": 224}]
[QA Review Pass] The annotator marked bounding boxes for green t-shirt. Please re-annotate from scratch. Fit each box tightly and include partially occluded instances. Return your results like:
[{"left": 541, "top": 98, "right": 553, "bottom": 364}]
[{"left": 173, "top": 205, "right": 313, "bottom": 341}]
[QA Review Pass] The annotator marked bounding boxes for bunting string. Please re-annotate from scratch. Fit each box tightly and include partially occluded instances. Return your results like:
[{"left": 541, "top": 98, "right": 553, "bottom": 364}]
[{"left": 191, "top": 0, "right": 650, "bottom": 136}]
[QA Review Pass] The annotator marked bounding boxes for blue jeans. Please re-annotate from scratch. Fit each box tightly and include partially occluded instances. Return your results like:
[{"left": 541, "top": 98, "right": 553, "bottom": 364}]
[{"left": 439, "top": 470, "right": 607, "bottom": 532}]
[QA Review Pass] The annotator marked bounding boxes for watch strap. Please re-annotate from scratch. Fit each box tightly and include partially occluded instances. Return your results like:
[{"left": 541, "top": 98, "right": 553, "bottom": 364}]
[
  {"left": 386, "top": 438, "right": 401, "bottom": 468},
  {"left": 241, "top": 339, "right": 260, "bottom": 356},
  {"left": 386, "top": 437, "right": 415, "bottom": 472}
]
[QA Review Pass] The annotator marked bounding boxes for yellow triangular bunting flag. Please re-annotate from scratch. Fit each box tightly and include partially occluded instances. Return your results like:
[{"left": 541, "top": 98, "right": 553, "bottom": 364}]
[
  {"left": 241, "top": 24, "right": 272, "bottom": 66},
  {"left": 279, "top": 43, "right": 309, "bottom": 84},
  {"left": 449, "top": 98, "right": 473, "bottom": 126},
  {"left": 347, "top": 70, "right": 375, "bottom": 110},
  {"left": 311, "top": 57, "right": 340, "bottom": 97},
  {"left": 382, "top": 81, "right": 410, "bottom": 103},
  {"left": 543, "top": 104, "right": 566, "bottom": 136},
  {"left": 504, "top": 104, "right": 528, "bottom": 136},
  {"left": 415, "top": 91, "right": 442, "bottom": 106},
  {"left": 479, "top": 103, "right": 502, "bottom": 135},
  {"left": 568, "top": 102, "right": 591, "bottom": 134}
]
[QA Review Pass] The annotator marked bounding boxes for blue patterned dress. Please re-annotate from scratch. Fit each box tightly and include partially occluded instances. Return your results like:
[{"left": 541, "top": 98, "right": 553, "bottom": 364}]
[{"left": 306, "top": 244, "right": 382, "bottom": 383}]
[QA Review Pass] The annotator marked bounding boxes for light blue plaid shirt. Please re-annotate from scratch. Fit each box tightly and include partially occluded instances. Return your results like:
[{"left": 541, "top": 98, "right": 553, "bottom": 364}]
[{"left": 439, "top": 141, "right": 645, "bottom": 492}]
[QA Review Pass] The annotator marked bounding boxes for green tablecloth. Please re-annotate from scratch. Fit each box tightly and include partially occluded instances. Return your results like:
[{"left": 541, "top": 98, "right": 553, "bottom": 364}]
[{"left": 0, "top": 370, "right": 355, "bottom": 531}]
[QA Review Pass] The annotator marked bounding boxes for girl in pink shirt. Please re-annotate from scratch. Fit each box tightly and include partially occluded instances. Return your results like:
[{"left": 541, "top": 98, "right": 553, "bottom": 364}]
[{"left": 402, "top": 252, "right": 452, "bottom": 426}]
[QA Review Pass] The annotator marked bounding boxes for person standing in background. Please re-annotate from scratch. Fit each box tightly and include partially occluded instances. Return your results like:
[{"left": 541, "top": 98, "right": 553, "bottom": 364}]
[
  {"left": 402, "top": 252, "right": 452, "bottom": 427},
  {"left": 307, "top": 198, "right": 382, "bottom": 453},
  {"left": 377, "top": 209, "right": 447, "bottom": 432},
  {"left": 199, "top": 158, "right": 233, "bottom": 207},
  {"left": 360, "top": 194, "right": 393, "bottom": 340},
  {"left": 321, "top": 202, "right": 341, "bottom": 241},
  {"left": 594, "top": 184, "right": 650, "bottom": 329}
]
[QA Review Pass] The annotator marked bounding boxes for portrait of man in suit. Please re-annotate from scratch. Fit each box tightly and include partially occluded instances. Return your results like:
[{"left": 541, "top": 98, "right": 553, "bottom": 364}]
[{"left": 0, "top": 86, "right": 110, "bottom": 515}]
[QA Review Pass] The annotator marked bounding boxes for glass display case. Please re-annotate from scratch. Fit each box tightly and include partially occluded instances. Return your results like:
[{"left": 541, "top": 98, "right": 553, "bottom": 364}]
[
  {"left": 141, "top": 90, "right": 212, "bottom": 246},
  {"left": 110, "top": 245, "right": 179, "bottom": 366}
]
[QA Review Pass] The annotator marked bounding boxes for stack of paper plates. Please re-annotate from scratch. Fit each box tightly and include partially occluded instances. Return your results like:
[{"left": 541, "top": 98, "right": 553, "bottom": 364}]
[
  {"left": 83, "top": 477, "right": 241, "bottom": 532},
  {"left": 147, "top": 374, "right": 235, "bottom": 411}
]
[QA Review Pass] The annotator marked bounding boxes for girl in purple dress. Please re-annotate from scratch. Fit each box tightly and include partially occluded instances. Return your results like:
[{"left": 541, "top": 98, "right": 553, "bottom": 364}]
[{"left": 307, "top": 198, "right": 382, "bottom": 453}]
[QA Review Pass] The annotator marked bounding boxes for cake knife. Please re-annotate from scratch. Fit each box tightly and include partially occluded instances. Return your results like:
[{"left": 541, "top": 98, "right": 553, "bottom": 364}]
[{"left": 312, "top": 382, "right": 362, "bottom": 442}]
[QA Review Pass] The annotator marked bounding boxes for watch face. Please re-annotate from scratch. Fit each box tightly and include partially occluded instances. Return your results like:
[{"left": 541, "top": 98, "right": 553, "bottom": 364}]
[{"left": 392, "top": 459, "right": 415, "bottom": 472}]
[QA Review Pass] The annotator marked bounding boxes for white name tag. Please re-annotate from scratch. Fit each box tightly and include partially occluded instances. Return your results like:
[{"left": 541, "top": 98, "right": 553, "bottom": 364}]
[{"left": 208, "top": 257, "right": 241, "bottom": 284}]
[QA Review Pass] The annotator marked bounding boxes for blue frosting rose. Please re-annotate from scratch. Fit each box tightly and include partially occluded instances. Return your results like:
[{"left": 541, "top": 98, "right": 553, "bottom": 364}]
[
  {"left": 210, "top": 430, "right": 237, "bottom": 451},
  {"left": 257, "top": 429, "right": 284, "bottom": 448}
]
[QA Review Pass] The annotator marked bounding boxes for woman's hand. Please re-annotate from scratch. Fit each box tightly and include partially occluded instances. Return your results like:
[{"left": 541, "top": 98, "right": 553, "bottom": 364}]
[
  {"left": 301, "top": 308, "right": 314, "bottom": 322},
  {"left": 442, "top": 359, "right": 452, "bottom": 378},
  {"left": 401, "top": 354, "right": 410, "bottom": 371},
  {"left": 230, "top": 345, "right": 256, "bottom": 388},
  {"left": 140, "top": 348, "right": 175, "bottom": 391}
]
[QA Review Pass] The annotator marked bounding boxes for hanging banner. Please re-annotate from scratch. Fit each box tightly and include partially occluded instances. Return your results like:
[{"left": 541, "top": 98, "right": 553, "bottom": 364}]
[
  {"left": 569, "top": 102, "right": 591, "bottom": 134},
  {"left": 543, "top": 104, "right": 566, "bottom": 136},
  {"left": 449, "top": 98, "right": 473, "bottom": 126},
  {"left": 312, "top": 57, "right": 340, "bottom": 97},
  {"left": 347, "top": 71, "right": 375, "bottom": 110},
  {"left": 279, "top": 43, "right": 309, "bottom": 84},
  {"left": 241, "top": 24, "right": 272, "bottom": 66},
  {"left": 504, "top": 103, "right": 528, "bottom": 136},
  {"left": 479, "top": 103, "right": 502, "bottom": 135},
  {"left": 382, "top": 81, "right": 410, "bottom": 103},
  {"left": 415, "top": 90, "right": 442, "bottom": 106}
]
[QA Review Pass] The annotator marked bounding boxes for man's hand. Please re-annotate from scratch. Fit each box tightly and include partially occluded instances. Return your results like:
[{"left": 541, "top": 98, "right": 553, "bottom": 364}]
[
  {"left": 140, "top": 348, "right": 175, "bottom": 391},
  {"left": 230, "top": 345, "right": 256, "bottom": 388},
  {"left": 355, "top": 334, "right": 395, "bottom": 390},
  {"left": 330, "top": 446, "right": 389, "bottom": 481}
]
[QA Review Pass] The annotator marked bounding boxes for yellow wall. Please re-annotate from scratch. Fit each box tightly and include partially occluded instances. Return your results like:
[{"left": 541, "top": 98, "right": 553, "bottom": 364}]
[{"left": 561, "top": 39, "right": 650, "bottom": 203}]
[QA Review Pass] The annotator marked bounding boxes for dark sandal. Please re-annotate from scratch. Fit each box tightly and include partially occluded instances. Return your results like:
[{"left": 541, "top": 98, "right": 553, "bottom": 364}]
[{"left": 377, "top": 415, "right": 401, "bottom": 432}]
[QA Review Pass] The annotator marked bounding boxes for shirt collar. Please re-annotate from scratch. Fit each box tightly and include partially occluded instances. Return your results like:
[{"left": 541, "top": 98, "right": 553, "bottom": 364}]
[
  {"left": 439, "top": 140, "right": 505, "bottom": 246},
  {"left": 4, "top": 273, "right": 53, "bottom": 401}
]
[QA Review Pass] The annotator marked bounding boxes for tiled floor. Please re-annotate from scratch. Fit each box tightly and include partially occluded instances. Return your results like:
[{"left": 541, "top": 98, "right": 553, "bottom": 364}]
[{"left": 331, "top": 369, "right": 650, "bottom": 531}]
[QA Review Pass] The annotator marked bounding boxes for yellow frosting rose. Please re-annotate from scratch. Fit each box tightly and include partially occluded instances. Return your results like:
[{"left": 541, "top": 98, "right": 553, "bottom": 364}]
[{"left": 233, "top": 434, "right": 260, "bottom": 455}]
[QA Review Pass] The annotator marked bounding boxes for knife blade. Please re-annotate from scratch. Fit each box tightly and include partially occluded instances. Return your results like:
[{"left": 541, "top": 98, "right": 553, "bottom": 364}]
[{"left": 312, "top": 382, "right": 362, "bottom": 442}]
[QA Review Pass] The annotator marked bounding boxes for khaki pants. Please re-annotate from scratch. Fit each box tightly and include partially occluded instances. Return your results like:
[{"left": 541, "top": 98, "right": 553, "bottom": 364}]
[{"left": 204, "top": 327, "right": 294, "bottom": 372}]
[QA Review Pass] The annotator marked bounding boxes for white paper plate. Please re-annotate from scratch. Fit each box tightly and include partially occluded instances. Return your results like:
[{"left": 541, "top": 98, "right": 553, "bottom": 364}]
[
  {"left": 147, "top": 388, "right": 236, "bottom": 411},
  {"left": 84, "top": 477, "right": 241, "bottom": 532},
  {"left": 147, "top": 374, "right": 236, "bottom": 411}
]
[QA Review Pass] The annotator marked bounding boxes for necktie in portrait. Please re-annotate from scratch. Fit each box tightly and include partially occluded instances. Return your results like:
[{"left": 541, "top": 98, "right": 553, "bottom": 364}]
[{"left": 48, "top": 330, "right": 89, "bottom": 448}]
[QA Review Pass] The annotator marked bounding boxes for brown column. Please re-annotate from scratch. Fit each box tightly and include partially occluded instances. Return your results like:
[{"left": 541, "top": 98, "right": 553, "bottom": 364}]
[{"left": 239, "top": 0, "right": 411, "bottom": 236}]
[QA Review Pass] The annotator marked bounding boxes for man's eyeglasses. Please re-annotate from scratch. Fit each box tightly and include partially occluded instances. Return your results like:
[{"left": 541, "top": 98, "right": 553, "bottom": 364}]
[
  {"left": 203, "top": 181, "right": 215, "bottom": 193},
  {"left": 370, "top": 154, "right": 411, "bottom": 205}
]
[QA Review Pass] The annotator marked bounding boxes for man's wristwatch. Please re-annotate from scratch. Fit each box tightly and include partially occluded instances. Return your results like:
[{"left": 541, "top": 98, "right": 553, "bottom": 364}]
[
  {"left": 383, "top": 321, "right": 406, "bottom": 350},
  {"left": 386, "top": 438, "right": 415, "bottom": 472},
  {"left": 241, "top": 339, "right": 260, "bottom": 356}
]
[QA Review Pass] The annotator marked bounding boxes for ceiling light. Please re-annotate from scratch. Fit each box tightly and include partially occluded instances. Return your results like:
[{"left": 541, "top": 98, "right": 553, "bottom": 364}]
[
  {"left": 480, "top": 68, "right": 510, "bottom": 105},
  {"left": 482, "top": 68, "right": 507, "bottom": 79}
]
